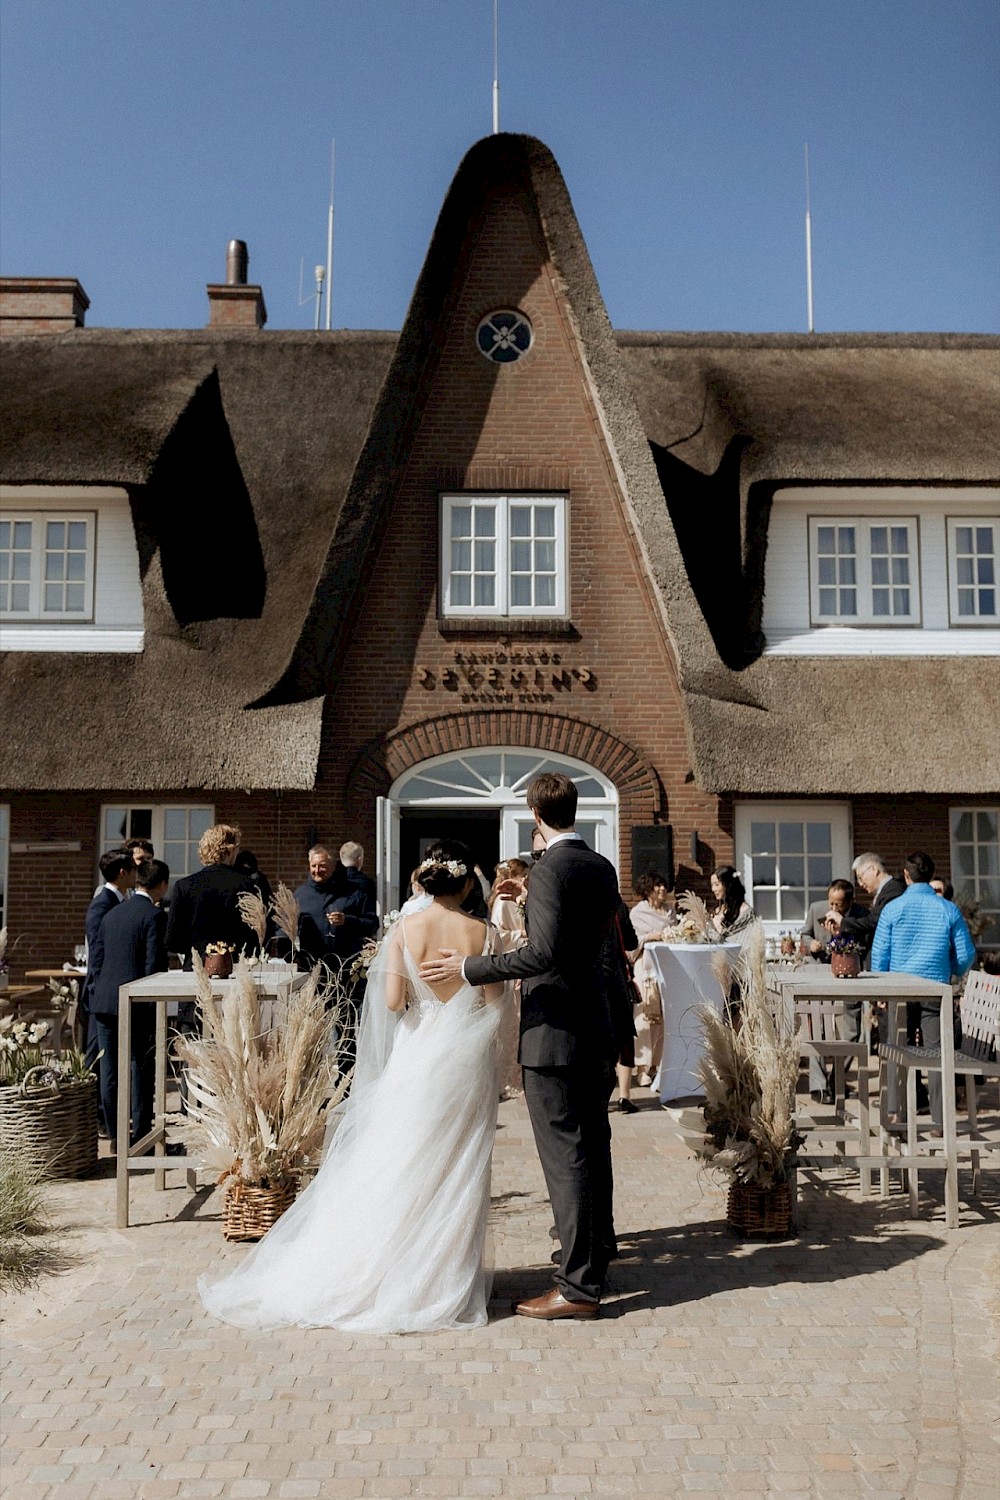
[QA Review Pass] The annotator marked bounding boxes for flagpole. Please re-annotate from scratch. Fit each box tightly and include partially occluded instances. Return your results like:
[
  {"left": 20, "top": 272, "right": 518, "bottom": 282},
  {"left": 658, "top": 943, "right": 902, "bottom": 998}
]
[
  {"left": 492, "top": 0, "right": 500, "bottom": 133},
  {"left": 804, "top": 143, "right": 814, "bottom": 334},
  {"left": 325, "top": 140, "right": 335, "bottom": 331}
]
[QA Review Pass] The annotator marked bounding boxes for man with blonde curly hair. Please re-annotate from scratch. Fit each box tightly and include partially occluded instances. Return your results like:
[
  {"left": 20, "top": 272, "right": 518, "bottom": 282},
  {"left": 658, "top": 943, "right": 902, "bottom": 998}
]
[{"left": 165, "top": 823, "right": 258, "bottom": 969}]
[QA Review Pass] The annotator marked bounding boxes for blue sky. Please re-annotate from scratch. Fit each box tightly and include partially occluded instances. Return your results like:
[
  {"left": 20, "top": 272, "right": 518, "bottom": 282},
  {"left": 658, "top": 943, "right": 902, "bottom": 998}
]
[{"left": 1, "top": 1, "right": 997, "bottom": 333}]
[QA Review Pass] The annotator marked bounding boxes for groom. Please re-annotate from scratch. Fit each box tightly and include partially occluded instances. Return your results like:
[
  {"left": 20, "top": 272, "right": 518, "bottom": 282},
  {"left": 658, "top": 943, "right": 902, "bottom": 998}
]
[{"left": 421, "top": 772, "right": 621, "bottom": 1318}]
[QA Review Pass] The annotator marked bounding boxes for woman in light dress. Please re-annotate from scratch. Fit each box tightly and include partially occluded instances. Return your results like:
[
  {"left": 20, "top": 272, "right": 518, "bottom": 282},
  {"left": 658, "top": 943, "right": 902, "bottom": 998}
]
[
  {"left": 626, "top": 871, "right": 676, "bottom": 1089},
  {"left": 198, "top": 840, "right": 507, "bottom": 1334}
]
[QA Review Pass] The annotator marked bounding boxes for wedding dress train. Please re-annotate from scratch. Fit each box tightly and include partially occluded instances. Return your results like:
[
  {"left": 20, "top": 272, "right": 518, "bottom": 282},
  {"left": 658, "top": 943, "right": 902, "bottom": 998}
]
[{"left": 198, "top": 923, "right": 503, "bottom": 1333}]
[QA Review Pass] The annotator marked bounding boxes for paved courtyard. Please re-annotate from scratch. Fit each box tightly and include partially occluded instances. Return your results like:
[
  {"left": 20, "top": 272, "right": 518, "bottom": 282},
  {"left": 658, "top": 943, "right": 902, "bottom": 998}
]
[{"left": 1, "top": 1095, "right": 998, "bottom": 1500}]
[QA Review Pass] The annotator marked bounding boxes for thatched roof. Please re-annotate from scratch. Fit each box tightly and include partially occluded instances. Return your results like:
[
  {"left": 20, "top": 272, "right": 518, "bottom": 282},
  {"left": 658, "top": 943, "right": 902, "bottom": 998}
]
[
  {"left": 0, "top": 331, "right": 394, "bottom": 789},
  {"left": 1, "top": 134, "right": 997, "bottom": 796}
]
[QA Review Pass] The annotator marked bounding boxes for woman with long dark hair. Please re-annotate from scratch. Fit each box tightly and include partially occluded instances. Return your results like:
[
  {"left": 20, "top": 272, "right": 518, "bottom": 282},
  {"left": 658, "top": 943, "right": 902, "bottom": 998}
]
[{"left": 709, "top": 865, "right": 753, "bottom": 937}]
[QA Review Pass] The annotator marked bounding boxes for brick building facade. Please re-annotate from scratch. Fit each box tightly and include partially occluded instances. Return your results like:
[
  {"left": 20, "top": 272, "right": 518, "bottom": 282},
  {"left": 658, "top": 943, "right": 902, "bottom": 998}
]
[{"left": 1, "top": 134, "right": 998, "bottom": 973}]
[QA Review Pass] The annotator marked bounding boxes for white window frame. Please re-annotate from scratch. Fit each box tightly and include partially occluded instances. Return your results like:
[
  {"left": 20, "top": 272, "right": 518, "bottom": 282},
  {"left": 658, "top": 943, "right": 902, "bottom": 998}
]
[
  {"left": 0, "top": 511, "right": 96, "bottom": 621},
  {"left": 947, "top": 517, "right": 999, "bottom": 625},
  {"left": 99, "top": 804, "right": 215, "bottom": 893},
  {"left": 949, "top": 805, "right": 999, "bottom": 945},
  {"left": 734, "top": 801, "right": 853, "bottom": 935},
  {"left": 809, "top": 516, "right": 921, "bottom": 626},
  {"left": 440, "top": 494, "right": 567, "bottom": 618}
]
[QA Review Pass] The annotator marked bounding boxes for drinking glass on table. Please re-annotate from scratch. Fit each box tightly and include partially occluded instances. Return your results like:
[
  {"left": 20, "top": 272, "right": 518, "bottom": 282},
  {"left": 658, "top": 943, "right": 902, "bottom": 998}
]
[{"left": 73, "top": 944, "right": 86, "bottom": 966}]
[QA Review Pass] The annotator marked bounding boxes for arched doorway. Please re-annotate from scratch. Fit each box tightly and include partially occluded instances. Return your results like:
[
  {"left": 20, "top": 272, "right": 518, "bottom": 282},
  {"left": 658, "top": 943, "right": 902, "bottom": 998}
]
[{"left": 375, "top": 747, "right": 618, "bottom": 913}]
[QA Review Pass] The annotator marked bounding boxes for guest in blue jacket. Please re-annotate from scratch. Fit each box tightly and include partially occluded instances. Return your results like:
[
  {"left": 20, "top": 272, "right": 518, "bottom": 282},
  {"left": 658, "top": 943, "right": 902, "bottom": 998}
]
[{"left": 871, "top": 850, "right": 976, "bottom": 1128}]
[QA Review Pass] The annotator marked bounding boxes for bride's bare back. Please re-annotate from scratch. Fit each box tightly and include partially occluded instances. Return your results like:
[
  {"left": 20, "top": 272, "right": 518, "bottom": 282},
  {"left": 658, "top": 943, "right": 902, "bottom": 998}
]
[{"left": 395, "top": 905, "right": 490, "bottom": 1003}]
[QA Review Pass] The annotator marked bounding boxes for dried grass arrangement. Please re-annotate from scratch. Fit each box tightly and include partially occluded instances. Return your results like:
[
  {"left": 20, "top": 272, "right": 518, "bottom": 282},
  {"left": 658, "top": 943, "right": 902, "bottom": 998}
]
[
  {"left": 173, "top": 955, "right": 353, "bottom": 1193},
  {"left": 672, "top": 927, "right": 801, "bottom": 1189},
  {"left": 236, "top": 890, "right": 269, "bottom": 951},
  {"left": 661, "top": 891, "right": 718, "bottom": 945},
  {"left": 271, "top": 883, "right": 301, "bottom": 957}
]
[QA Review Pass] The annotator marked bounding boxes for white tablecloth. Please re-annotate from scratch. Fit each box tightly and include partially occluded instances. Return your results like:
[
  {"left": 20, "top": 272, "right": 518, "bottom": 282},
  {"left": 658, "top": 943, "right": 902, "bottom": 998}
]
[{"left": 647, "top": 942, "right": 743, "bottom": 1102}]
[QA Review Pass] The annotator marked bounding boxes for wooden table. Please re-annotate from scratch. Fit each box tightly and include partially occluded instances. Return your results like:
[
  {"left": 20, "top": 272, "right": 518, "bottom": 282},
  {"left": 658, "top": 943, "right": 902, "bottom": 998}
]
[
  {"left": 767, "top": 969, "right": 959, "bottom": 1227},
  {"left": 0, "top": 983, "right": 47, "bottom": 1010},
  {"left": 115, "top": 965, "right": 306, "bottom": 1228}
]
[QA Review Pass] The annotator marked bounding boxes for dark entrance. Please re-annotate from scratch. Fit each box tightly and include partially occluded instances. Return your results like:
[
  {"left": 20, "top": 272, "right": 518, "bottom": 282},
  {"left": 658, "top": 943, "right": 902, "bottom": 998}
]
[{"left": 398, "top": 809, "right": 501, "bottom": 908}]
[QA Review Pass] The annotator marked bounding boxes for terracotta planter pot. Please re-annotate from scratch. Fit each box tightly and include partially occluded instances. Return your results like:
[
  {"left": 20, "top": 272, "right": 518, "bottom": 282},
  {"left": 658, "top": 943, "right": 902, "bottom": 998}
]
[
  {"left": 203, "top": 951, "right": 233, "bottom": 979},
  {"left": 830, "top": 951, "right": 861, "bottom": 979}
]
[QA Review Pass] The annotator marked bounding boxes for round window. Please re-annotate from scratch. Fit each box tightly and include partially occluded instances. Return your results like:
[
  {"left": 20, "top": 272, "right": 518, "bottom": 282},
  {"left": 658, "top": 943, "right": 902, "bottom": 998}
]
[{"left": 476, "top": 309, "right": 533, "bottom": 364}]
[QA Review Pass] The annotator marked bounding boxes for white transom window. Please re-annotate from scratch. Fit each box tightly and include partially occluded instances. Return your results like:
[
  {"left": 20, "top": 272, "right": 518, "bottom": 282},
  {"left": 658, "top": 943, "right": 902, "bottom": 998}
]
[
  {"left": 0, "top": 512, "right": 95, "bottom": 620},
  {"left": 440, "top": 494, "right": 567, "bottom": 617},
  {"left": 948, "top": 519, "right": 998, "bottom": 624},
  {"left": 809, "top": 517, "right": 920, "bottom": 625}
]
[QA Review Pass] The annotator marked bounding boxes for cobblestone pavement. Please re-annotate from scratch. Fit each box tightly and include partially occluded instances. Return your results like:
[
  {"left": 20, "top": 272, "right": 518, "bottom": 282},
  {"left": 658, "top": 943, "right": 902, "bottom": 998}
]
[{"left": 2, "top": 1094, "right": 998, "bottom": 1500}]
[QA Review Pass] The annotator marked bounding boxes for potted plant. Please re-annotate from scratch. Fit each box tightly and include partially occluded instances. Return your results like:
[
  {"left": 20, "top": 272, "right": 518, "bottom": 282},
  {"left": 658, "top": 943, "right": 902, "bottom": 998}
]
[
  {"left": 659, "top": 892, "right": 720, "bottom": 946},
  {"left": 203, "top": 942, "right": 236, "bottom": 979},
  {"left": 174, "top": 956, "right": 353, "bottom": 1240},
  {"left": 828, "top": 933, "right": 862, "bottom": 979},
  {"left": 0, "top": 1018, "right": 98, "bottom": 1179},
  {"left": 668, "top": 928, "right": 802, "bottom": 1237}
]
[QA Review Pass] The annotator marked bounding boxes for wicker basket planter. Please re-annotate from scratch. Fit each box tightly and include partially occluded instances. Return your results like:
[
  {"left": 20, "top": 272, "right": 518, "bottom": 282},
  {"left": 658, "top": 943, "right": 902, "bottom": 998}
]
[
  {"left": 726, "top": 1180, "right": 794, "bottom": 1239},
  {"left": 0, "top": 1066, "right": 98, "bottom": 1179},
  {"left": 222, "top": 1178, "right": 297, "bottom": 1241}
]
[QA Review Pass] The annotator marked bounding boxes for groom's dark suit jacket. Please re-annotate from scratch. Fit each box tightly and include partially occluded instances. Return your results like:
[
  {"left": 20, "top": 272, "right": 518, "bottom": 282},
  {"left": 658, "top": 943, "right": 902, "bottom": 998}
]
[{"left": 464, "top": 836, "right": 620, "bottom": 1067}]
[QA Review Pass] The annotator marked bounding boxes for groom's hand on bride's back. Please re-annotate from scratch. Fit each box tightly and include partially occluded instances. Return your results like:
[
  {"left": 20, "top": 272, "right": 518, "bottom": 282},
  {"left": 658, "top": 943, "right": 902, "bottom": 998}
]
[{"left": 420, "top": 948, "right": 464, "bottom": 984}]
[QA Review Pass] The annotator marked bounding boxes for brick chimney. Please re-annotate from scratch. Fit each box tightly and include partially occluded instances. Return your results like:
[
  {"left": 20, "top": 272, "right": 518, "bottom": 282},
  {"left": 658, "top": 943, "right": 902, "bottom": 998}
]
[
  {"left": 206, "top": 239, "right": 267, "bottom": 329},
  {"left": 0, "top": 277, "right": 90, "bottom": 336}
]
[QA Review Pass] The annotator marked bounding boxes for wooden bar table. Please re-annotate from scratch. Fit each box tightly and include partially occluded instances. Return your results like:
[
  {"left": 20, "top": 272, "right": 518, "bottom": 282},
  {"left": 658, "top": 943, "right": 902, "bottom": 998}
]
[
  {"left": 767, "top": 969, "right": 959, "bottom": 1227},
  {"left": 115, "top": 965, "right": 306, "bottom": 1228}
]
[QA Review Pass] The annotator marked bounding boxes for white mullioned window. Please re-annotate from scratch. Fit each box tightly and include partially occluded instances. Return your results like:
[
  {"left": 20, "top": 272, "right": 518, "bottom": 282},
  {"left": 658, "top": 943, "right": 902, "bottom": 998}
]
[
  {"left": 100, "top": 805, "right": 214, "bottom": 892},
  {"left": 809, "top": 516, "right": 920, "bottom": 625},
  {"left": 440, "top": 495, "right": 567, "bottom": 617},
  {"left": 0, "top": 512, "right": 96, "bottom": 620},
  {"left": 734, "top": 802, "right": 852, "bottom": 932},
  {"left": 950, "top": 807, "right": 999, "bottom": 945},
  {"left": 947, "top": 518, "right": 998, "bottom": 623}
]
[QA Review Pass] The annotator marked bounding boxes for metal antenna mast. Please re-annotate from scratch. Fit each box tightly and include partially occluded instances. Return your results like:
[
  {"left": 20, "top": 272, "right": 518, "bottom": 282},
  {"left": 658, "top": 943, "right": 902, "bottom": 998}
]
[
  {"left": 492, "top": 0, "right": 500, "bottom": 133},
  {"left": 804, "top": 143, "right": 815, "bottom": 334}
]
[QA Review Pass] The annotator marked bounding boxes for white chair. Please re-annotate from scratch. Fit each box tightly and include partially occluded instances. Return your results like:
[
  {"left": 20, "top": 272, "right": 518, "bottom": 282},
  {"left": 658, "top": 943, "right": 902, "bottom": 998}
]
[{"left": 880, "top": 969, "right": 1000, "bottom": 1214}]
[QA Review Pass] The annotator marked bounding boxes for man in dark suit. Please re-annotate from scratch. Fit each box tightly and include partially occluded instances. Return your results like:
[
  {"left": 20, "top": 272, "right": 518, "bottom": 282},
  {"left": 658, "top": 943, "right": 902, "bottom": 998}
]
[
  {"left": 421, "top": 772, "right": 621, "bottom": 1319},
  {"left": 90, "top": 859, "right": 170, "bottom": 1150},
  {"left": 825, "top": 853, "right": 906, "bottom": 968},
  {"left": 164, "top": 823, "right": 257, "bottom": 968},
  {"left": 80, "top": 848, "right": 136, "bottom": 1132}
]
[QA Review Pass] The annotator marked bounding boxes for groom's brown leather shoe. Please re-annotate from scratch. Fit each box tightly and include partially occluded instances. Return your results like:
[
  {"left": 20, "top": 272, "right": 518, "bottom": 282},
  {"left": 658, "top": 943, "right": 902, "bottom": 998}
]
[{"left": 514, "top": 1289, "right": 599, "bottom": 1320}]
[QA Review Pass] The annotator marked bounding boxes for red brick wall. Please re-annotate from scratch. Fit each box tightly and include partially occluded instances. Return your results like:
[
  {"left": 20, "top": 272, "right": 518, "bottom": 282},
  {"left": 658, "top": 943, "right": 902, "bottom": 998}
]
[
  {"left": 1, "top": 790, "right": 317, "bottom": 979},
  {"left": 295, "top": 176, "right": 728, "bottom": 902}
]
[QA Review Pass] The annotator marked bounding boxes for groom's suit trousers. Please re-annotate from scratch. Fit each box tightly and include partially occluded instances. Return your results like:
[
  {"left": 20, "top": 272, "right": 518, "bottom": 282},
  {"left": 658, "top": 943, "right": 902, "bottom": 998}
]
[{"left": 522, "top": 1055, "right": 615, "bottom": 1305}]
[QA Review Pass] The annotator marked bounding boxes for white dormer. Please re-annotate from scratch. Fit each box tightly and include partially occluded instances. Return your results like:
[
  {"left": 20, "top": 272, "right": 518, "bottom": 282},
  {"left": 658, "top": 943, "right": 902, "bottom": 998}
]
[
  {"left": 762, "top": 486, "right": 1000, "bottom": 655},
  {"left": 0, "top": 485, "right": 143, "bottom": 652}
]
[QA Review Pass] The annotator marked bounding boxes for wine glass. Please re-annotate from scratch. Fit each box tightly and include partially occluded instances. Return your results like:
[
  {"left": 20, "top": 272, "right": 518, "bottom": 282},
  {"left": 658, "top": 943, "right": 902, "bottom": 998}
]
[{"left": 73, "top": 944, "right": 87, "bottom": 967}]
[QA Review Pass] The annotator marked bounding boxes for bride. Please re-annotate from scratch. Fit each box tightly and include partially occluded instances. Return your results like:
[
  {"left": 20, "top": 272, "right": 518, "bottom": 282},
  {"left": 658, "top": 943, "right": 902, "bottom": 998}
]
[{"left": 198, "top": 840, "right": 506, "bottom": 1334}]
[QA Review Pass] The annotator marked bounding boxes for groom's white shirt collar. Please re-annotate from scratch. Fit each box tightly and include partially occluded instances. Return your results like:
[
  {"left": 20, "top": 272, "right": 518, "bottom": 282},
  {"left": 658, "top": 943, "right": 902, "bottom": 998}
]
[{"left": 541, "top": 831, "right": 580, "bottom": 851}]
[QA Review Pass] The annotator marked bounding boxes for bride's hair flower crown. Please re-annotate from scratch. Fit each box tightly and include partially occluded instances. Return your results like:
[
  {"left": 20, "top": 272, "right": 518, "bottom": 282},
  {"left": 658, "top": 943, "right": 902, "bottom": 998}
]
[{"left": 417, "top": 856, "right": 467, "bottom": 879}]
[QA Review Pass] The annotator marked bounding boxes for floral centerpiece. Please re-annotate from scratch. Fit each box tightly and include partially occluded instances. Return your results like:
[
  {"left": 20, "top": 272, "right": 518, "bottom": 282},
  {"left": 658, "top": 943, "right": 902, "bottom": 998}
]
[
  {"left": 203, "top": 941, "right": 236, "bottom": 979},
  {"left": 0, "top": 1018, "right": 98, "bottom": 1179},
  {"left": 827, "top": 932, "right": 862, "bottom": 979},
  {"left": 668, "top": 928, "right": 801, "bottom": 1236},
  {"left": 658, "top": 892, "right": 718, "bottom": 945},
  {"left": 173, "top": 956, "right": 354, "bottom": 1240}
]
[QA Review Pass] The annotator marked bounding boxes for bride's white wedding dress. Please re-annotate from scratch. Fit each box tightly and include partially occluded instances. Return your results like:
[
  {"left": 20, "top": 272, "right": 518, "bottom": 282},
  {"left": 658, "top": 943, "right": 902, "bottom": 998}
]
[{"left": 198, "top": 920, "right": 504, "bottom": 1334}]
